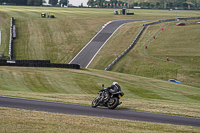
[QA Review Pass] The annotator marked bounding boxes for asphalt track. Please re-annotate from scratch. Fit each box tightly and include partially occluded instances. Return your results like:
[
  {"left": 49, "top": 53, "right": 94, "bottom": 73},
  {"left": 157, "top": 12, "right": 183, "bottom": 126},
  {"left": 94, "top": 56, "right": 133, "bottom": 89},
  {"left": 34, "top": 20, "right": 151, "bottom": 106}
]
[
  {"left": 1, "top": 96, "right": 200, "bottom": 127},
  {"left": 69, "top": 19, "right": 152, "bottom": 68}
]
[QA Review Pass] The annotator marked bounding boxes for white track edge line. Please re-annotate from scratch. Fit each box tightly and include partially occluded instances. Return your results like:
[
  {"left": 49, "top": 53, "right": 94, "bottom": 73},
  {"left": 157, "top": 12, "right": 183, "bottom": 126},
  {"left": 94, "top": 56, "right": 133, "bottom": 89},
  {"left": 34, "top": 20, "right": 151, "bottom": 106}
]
[
  {"left": 69, "top": 21, "right": 112, "bottom": 64},
  {"left": 85, "top": 23, "right": 126, "bottom": 68},
  {"left": 86, "top": 21, "right": 143, "bottom": 68}
]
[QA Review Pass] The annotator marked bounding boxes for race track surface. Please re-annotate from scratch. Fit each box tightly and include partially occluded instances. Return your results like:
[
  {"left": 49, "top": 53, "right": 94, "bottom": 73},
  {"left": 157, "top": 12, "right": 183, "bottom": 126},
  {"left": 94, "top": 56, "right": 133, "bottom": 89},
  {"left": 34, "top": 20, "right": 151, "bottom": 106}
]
[
  {"left": 1, "top": 96, "right": 200, "bottom": 127},
  {"left": 69, "top": 19, "right": 152, "bottom": 68}
]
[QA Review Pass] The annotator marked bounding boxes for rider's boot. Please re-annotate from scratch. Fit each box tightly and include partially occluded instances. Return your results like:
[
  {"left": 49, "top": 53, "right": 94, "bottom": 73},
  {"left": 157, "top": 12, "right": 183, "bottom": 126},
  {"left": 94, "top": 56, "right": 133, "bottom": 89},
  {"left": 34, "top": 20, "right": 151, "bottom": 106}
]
[
  {"left": 104, "top": 93, "right": 110, "bottom": 101},
  {"left": 104, "top": 93, "right": 109, "bottom": 100}
]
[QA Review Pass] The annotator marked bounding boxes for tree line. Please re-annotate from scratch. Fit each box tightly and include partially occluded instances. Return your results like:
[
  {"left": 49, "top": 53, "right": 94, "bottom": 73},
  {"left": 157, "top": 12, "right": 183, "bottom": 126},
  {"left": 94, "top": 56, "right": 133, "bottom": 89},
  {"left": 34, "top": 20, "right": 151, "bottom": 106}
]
[
  {"left": 0, "top": 0, "right": 68, "bottom": 6},
  {"left": 87, "top": 0, "right": 129, "bottom": 7},
  {"left": 87, "top": 0, "right": 200, "bottom": 8},
  {"left": 0, "top": 0, "right": 42, "bottom": 5},
  {"left": 0, "top": 0, "right": 199, "bottom": 8}
]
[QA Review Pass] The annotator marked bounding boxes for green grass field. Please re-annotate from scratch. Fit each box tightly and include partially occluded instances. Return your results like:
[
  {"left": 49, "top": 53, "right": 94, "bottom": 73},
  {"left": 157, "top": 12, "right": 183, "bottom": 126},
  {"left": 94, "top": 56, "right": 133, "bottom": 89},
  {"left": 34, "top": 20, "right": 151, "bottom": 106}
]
[
  {"left": 0, "top": 6, "right": 200, "bottom": 63},
  {"left": 0, "top": 66, "right": 200, "bottom": 132},
  {"left": 90, "top": 19, "right": 200, "bottom": 87},
  {"left": 0, "top": 6, "right": 200, "bottom": 132}
]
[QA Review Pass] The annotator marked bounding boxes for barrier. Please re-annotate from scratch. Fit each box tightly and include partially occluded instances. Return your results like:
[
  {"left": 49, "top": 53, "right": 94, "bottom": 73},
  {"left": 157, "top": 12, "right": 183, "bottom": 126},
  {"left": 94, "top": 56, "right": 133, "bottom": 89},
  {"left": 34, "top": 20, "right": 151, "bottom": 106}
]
[
  {"left": 4, "top": 18, "right": 80, "bottom": 69},
  {"left": 105, "top": 17, "right": 200, "bottom": 71},
  {"left": 9, "top": 17, "right": 14, "bottom": 60},
  {"left": 105, "top": 26, "right": 146, "bottom": 71},
  {"left": 0, "top": 60, "right": 80, "bottom": 69},
  {"left": 13, "top": 25, "right": 16, "bottom": 39},
  {"left": 13, "top": 60, "right": 51, "bottom": 64}
]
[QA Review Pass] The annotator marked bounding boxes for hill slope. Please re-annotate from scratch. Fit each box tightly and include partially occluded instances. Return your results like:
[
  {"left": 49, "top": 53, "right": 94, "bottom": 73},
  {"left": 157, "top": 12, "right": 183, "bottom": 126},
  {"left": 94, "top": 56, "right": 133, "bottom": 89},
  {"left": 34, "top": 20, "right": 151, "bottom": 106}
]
[
  {"left": 89, "top": 18, "right": 200, "bottom": 87},
  {"left": 0, "top": 6, "right": 200, "bottom": 118},
  {"left": 0, "top": 66, "right": 200, "bottom": 118}
]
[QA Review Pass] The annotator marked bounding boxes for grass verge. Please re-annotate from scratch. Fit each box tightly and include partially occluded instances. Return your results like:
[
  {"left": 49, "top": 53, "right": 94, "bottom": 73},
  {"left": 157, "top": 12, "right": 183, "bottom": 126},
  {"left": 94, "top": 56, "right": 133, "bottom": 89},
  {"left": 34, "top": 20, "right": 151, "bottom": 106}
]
[{"left": 1, "top": 107, "right": 200, "bottom": 133}]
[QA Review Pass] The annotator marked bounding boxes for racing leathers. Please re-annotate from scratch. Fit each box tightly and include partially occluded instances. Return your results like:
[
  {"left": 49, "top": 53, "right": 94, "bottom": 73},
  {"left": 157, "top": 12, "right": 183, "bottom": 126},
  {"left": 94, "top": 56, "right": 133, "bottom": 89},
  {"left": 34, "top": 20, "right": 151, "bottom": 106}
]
[{"left": 100, "top": 84, "right": 121, "bottom": 99}]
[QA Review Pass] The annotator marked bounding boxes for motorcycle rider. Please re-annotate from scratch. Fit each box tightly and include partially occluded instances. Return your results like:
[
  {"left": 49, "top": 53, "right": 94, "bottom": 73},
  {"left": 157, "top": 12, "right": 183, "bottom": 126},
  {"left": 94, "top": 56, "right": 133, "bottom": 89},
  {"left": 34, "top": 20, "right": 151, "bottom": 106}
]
[{"left": 101, "top": 82, "right": 121, "bottom": 100}]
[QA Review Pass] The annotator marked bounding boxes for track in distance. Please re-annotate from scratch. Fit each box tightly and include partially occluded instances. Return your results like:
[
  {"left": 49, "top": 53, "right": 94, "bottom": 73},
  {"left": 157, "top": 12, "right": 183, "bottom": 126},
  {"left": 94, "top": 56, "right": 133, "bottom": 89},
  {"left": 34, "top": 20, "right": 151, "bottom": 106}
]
[{"left": 69, "top": 19, "right": 153, "bottom": 68}]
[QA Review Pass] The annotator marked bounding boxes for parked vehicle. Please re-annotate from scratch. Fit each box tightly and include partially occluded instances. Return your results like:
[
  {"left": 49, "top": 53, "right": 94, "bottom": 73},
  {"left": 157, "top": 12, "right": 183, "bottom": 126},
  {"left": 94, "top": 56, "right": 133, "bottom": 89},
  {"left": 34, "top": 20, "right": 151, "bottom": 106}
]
[
  {"left": 91, "top": 84, "right": 124, "bottom": 109},
  {"left": 176, "top": 22, "right": 185, "bottom": 26},
  {"left": 168, "top": 79, "right": 181, "bottom": 84}
]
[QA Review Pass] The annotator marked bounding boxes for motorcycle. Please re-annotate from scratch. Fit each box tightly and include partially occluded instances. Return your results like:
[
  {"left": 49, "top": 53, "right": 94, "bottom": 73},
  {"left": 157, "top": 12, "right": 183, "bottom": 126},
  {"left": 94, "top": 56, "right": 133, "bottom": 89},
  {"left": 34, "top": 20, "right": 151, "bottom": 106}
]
[{"left": 91, "top": 84, "right": 124, "bottom": 109}]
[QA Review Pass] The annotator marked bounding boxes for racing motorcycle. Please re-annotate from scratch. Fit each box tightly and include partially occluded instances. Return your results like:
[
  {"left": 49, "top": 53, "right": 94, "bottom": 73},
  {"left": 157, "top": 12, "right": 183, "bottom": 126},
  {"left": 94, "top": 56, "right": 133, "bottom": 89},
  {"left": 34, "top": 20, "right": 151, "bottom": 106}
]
[{"left": 91, "top": 84, "right": 124, "bottom": 109}]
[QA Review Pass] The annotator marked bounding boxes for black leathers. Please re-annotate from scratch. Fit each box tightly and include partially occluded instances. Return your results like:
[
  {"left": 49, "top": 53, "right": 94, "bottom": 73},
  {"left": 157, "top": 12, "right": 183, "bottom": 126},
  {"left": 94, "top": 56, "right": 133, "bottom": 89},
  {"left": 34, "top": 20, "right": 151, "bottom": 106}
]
[{"left": 100, "top": 84, "right": 121, "bottom": 94}]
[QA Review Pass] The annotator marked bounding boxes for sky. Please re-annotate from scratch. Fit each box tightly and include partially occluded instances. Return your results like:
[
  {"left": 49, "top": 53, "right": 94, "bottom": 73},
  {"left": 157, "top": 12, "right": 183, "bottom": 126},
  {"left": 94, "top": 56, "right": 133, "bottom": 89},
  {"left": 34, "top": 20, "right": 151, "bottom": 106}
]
[
  {"left": 69, "top": 0, "right": 88, "bottom": 6},
  {"left": 69, "top": 0, "right": 110, "bottom": 6},
  {"left": 45, "top": 0, "right": 110, "bottom": 6}
]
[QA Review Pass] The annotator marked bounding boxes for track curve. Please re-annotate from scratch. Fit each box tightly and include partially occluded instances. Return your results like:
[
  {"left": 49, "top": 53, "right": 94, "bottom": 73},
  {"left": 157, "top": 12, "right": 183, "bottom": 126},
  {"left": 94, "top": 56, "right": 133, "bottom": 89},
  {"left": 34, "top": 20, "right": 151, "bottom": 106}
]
[
  {"left": 1, "top": 96, "right": 200, "bottom": 127},
  {"left": 69, "top": 19, "right": 154, "bottom": 68}
]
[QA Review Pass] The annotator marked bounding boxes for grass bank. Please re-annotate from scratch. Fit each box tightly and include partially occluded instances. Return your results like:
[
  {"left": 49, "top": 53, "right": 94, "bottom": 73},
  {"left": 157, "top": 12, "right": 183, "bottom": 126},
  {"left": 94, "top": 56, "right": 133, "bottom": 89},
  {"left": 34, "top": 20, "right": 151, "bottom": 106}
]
[
  {"left": 0, "top": 6, "right": 200, "bottom": 63},
  {"left": 0, "top": 6, "right": 200, "bottom": 131},
  {"left": 91, "top": 19, "right": 200, "bottom": 87},
  {"left": 0, "top": 6, "right": 200, "bottom": 87},
  {"left": 0, "top": 66, "right": 200, "bottom": 118},
  {"left": 1, "top": 107, "right": 200, "bottom": 133}
]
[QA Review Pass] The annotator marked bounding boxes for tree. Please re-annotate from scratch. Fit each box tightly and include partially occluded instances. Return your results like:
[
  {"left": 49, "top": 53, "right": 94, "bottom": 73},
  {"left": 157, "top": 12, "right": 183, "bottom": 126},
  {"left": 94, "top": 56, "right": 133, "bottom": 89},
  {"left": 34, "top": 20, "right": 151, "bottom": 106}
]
[
  {"left": 27, "top": 0, "right": 42, "bottom": 6},
  {"left": 182, "top": 2, "right": 188, "bottom": 7},
  {"left": 167, "top": 2, "right": 174, "bottom": 7},
  {"left": 0, "top": 0, "right": 28, "bottom": 5},
  {"left": 49, "top": 0, "right": 58, "bottom": 5},
  {"left": 190, "top": 0, "right": 197, "bottom": 7},
  {"left": 156, "top": 2, "right": 161, "bottom": 7},
  {"left": 60, "top": 0, "right": 68, "bottom": 6},
  {"left": 17, "top": 0, "right": 28, "bottom": 5},
  {"left": 197, "top": 0, "right": 200, "bottom": 7},
  {"left": 141, "top": 2, "right": 150, "bottom": 7},
  {"left": 110, "top": 0, "right": 117, "bottom": 3},
  {"left": 27, "top": 0, "right": 34, "bottom": 5},
  {"left": 174, "top": 0, "right": 187, "bottom": 7},
  {"left": 87, "top": 0, "right": 94, "bottom": 7},
  {"left": 150, "top": 3, "right": 155, "bottom": 8},
  {"left": 133, "top": 2, "right": 138, "bottom": 6},
  {"left": 98, "top": 0, "right": 106, "bottom": 7},
  {"left": 34, "top": 0, "right": 42, "bottom": 5},
  {"left": 94, "top": 0, "right": 99, "bottom": 6}
]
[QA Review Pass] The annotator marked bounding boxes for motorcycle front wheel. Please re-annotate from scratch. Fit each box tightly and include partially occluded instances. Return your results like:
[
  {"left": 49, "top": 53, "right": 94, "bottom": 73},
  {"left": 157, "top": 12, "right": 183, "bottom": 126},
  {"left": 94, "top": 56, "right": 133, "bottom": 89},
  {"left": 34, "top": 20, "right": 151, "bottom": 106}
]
[
  {"left": 107, "top": 97, "right": 119, "bottom": 109},
  {"left": 91, "top": 97, "right": 101, "bottom": 108}
]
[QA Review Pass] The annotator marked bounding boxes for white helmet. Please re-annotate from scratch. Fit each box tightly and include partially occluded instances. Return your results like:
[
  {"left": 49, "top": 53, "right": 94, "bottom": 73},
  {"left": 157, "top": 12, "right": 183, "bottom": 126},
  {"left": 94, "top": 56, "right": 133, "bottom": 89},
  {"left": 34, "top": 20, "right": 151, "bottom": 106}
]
[{"left": 112, "top": 82, "right": 118, "bottom": 85}]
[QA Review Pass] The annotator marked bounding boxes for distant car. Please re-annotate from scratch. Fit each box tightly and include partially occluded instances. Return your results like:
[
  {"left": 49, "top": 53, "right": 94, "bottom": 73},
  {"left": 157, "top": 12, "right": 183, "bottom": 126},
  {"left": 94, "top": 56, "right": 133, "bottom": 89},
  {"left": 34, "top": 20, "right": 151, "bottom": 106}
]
[
  {"left": 114, "top": 10, "right": 118, "bottom": 15},
  {"left": 176, "top": 22, "right": 185, "bottom": 26},
  {"left": 168, "top": 79, "right": 181, "bottom": 84}
]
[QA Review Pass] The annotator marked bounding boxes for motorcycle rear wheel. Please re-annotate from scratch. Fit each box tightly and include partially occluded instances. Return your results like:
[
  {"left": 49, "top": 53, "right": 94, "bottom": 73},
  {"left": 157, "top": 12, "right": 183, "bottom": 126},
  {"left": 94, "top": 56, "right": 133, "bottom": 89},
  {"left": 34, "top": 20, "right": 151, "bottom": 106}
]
[
  {"left": 107, "top": 97, "right": 119, "bottom": 109},
  {"left": 91, "top": 97, "right": 101, "bottom": 108}
]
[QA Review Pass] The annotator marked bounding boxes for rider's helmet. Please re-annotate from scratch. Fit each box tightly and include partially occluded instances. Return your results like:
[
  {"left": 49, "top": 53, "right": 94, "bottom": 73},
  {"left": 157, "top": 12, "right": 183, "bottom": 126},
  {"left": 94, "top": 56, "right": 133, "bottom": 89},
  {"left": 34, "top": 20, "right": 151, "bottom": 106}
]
[{"left": 112, "top": 82, "right": 118, "bottom": 85}]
